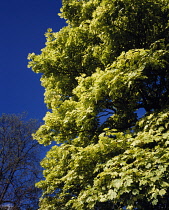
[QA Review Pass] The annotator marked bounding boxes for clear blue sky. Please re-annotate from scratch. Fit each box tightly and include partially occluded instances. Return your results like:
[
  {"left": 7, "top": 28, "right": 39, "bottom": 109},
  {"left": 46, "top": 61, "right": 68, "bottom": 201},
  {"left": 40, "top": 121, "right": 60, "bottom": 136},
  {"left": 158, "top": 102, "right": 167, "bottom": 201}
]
[
  {"left": 0, "top": 0, "right": 66, "bottom": 121},
  {"left": 0, "top": 0, "right": 145, "bottom": 123}
]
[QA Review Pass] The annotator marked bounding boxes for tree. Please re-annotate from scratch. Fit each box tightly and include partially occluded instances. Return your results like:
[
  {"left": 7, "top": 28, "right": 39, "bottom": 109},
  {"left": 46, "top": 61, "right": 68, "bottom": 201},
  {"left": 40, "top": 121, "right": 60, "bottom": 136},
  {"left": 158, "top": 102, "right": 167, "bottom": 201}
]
[
  {"left": 28, "top": 0, "right": 169, "bottom": 209},
  {"left": 0, "top": 113, "right": 42, "bottom": 210}
]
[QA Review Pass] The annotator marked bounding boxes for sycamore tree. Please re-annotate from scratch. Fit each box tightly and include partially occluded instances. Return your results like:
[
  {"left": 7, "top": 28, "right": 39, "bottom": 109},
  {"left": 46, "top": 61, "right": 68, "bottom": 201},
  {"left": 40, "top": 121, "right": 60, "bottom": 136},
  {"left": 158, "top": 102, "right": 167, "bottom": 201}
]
[{"left": 28, "top": 0, "right": 169, "bottom": 209}]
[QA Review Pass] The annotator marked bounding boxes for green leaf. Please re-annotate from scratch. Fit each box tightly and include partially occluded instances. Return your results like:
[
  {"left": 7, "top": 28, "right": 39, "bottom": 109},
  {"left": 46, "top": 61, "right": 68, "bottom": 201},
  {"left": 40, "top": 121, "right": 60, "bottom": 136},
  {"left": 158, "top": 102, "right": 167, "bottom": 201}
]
[
  {"left": 112, "top": 179, "right": 123, "bottom": 189},
  {"left": 159, "top": 189, "right": 166, "bottom": 196},
  {"left": 108, "top": 189, "right": 117, "bottom": 200},
  {"left": 132, "top": 189, "right": 139, "bottom": 195}
]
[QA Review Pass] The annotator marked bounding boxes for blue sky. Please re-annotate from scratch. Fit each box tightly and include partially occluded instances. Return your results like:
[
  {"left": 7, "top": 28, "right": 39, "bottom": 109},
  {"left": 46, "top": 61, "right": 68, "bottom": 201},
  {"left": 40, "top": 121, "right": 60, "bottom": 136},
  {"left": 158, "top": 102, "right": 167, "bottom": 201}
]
[
  {"left": 0, "top": 0, "right": 146, "bottom": 123},
  {"left": 0, "top": 0, "right": 66, "bottom": 121}
]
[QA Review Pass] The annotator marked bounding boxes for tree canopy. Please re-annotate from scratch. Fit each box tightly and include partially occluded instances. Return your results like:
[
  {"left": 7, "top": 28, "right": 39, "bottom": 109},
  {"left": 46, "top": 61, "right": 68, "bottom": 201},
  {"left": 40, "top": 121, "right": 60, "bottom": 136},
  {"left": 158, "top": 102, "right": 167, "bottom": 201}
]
[{"left": 28, "top": 0, "right": 169, "bottom": 209}]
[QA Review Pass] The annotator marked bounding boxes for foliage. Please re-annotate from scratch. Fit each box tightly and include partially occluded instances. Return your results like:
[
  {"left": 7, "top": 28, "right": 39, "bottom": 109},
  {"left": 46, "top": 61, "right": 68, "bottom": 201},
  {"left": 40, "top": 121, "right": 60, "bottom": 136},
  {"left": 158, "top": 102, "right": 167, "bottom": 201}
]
[
  {"left": 28, "top": 0, "right": 169, "bottom": 209},
  {"left": 0, "top": 113, "right": 42, "bottom": 210}
]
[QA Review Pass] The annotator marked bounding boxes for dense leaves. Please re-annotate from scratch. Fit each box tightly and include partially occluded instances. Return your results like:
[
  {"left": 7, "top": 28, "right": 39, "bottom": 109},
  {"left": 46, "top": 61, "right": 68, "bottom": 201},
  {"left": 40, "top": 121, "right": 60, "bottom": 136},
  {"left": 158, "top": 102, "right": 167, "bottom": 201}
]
[{"left": 28, "top": 0, "right": 169, "bottom": 209}]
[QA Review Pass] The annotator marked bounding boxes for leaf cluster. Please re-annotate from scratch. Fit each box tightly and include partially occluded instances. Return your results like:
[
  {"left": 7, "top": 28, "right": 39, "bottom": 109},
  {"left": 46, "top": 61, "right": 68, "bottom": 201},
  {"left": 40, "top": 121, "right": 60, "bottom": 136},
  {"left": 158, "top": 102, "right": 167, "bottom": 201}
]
[{"left": 28, "top": 0, "right": 169, "bottom": 209}]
